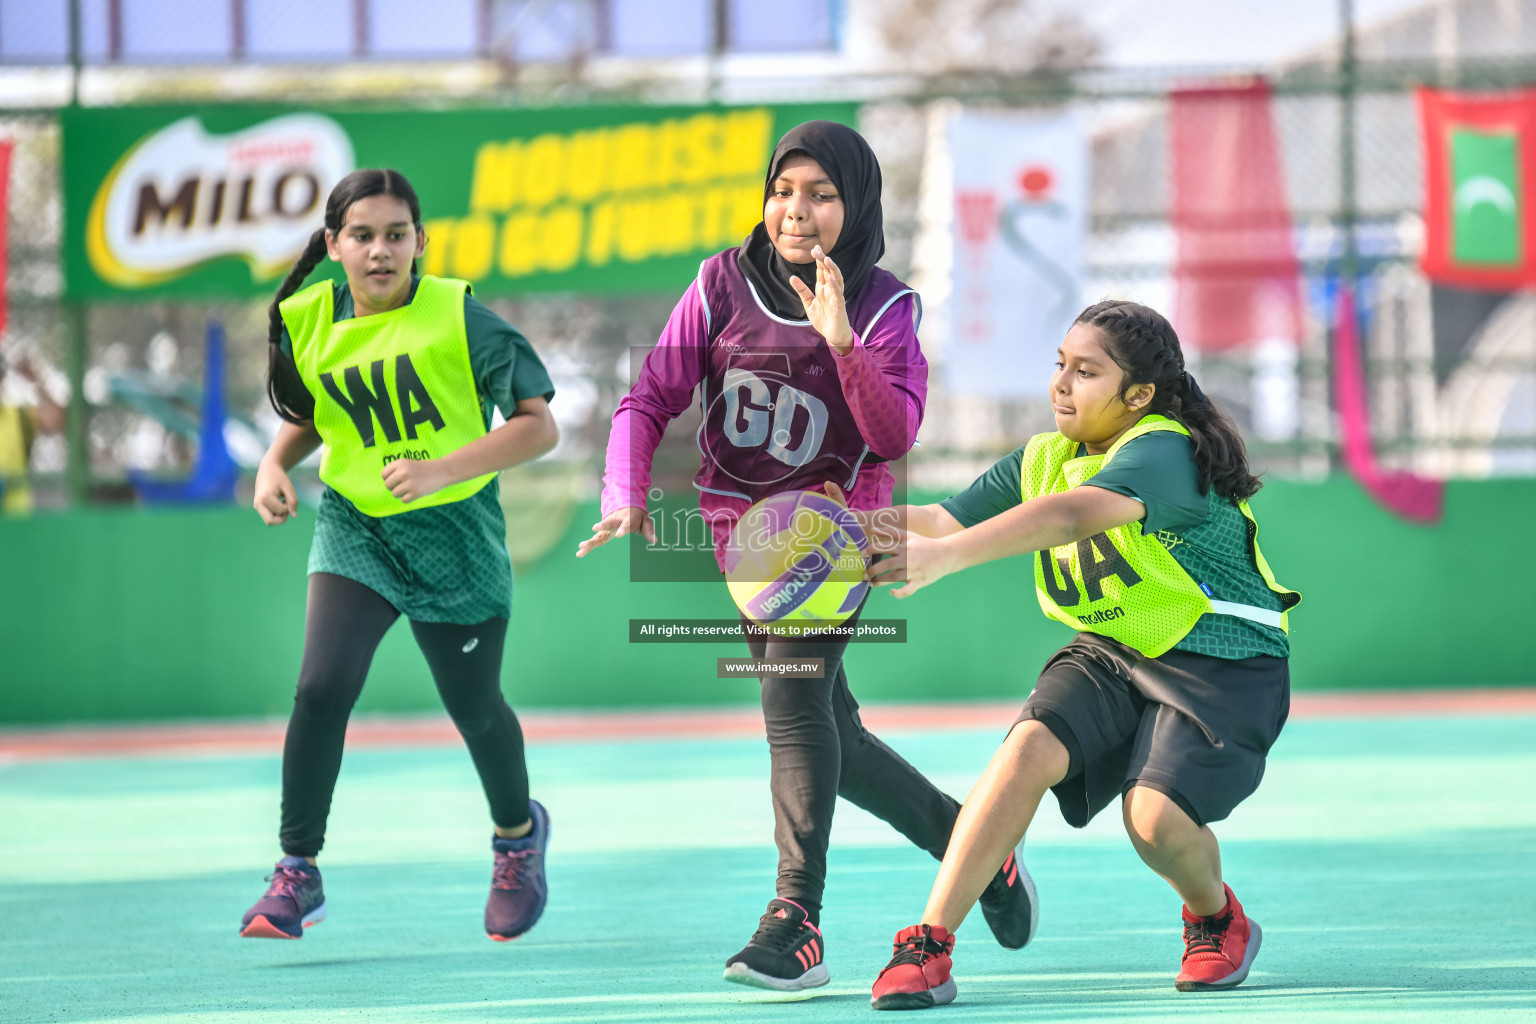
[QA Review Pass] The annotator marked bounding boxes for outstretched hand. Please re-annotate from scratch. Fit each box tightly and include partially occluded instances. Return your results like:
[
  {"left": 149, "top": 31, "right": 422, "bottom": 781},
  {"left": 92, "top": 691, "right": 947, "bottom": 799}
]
[
  {"left": 576, "top": 505, "right": 657, "bottom": 557},
  {"left": 865, "top": 526, "right": 955, "bottom": 599},
  {"left": 790, "top": 246, "right": 855, "bottom": 355}
]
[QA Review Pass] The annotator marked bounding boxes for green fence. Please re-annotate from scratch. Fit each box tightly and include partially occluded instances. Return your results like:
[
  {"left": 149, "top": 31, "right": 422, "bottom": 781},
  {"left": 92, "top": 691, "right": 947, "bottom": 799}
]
[{"left": 2, "top": 474, "right": 1532, "bottom": 725}]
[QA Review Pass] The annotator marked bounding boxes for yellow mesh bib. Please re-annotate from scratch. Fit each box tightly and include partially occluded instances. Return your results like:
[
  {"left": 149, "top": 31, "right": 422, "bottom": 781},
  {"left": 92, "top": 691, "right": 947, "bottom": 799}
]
[
  {"left": 283, "top": 276, "right": 495, "bottom": 517},
  {"left": 0, "top": 405, "right": 33, "bottom": 514},
  {"left": 1021, "top": 415, "right": 1297, "bottom": 657}
]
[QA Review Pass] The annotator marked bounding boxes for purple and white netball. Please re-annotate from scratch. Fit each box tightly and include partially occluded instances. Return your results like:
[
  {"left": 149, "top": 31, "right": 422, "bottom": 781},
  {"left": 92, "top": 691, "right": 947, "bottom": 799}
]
[{"left": 725, "top": 490, "right": 868, "bottom": 630}]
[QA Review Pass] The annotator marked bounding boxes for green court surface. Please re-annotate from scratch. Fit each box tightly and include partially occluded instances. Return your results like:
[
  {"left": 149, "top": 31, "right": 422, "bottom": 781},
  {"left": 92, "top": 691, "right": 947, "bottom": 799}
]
[{"left": 3, "top": 710, "right": 1534, "bottom": 1024}]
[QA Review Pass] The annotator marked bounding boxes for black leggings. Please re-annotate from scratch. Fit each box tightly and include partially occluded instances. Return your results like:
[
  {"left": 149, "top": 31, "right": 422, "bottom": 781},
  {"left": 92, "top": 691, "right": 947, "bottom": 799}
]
[
  {"left": 279, "top": 573, "right": 530, "bottom": 858},
  {"left": 746, "top": 604, "right": 962, "bottom": 920}
]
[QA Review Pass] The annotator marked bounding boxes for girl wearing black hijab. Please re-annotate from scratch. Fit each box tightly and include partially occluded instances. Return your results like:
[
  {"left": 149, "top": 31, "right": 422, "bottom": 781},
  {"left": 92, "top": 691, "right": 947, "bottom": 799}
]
[{"left": 580, "top": 121, "right": 1036, "bottom": 991}]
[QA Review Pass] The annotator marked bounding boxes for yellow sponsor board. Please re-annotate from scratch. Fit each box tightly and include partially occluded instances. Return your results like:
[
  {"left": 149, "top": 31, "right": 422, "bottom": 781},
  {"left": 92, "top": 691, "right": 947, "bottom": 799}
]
[
  {"left": 423, "top": 109, "right": 772, "bottom": 282},
  {"left": 63, "top": 103, "right": 855, "bottom": 298}
]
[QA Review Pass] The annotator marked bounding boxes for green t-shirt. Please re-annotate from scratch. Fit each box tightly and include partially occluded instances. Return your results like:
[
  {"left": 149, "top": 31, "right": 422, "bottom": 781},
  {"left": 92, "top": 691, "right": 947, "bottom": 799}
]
[
  {"left": 941, "top": 431, "right": 1288, "bottom": 660},
  {"left": 942, "top": 431, "right": 1207, "bottom": 533},
  {"left": 279, "top": 278, "right": 555, "bottom": 427},
  {"left": 287, "top": 277, "right": 555, "bottom": 624}
]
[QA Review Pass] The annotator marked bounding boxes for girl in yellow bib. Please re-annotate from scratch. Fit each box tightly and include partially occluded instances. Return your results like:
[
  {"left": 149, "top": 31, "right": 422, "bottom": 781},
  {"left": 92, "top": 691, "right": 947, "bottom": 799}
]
[
  {"left": 861, "top": 300, "right": 1299, "bottom": 1009},
  {"left": 239, "top": 169, "right": 559, "bottom": 944}
]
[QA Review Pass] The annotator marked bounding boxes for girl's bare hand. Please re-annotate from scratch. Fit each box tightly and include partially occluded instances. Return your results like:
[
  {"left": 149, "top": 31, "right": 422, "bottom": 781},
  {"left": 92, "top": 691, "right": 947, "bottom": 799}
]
[
  {"left": 866, "top": 529, "right": 954, "bottom": 599},
  {"left": 791, "top": 246, "right": 855, "bottom": 354},
  {"left": 577, "top": 505, "right": 657, "bottom": 557},
  {"left": 381, "top": 457, "right": 452, "bottom": 504},
  {"left": 253, "top": 460, "right": 298, "bottom": 525}
]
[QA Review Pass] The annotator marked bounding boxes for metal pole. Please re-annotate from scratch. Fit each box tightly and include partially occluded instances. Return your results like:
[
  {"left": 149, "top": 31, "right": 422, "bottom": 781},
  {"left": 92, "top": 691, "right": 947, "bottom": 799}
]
[
  {"left": 64, "top": 303, "right": 89, "bottom": 504},
  {"left": 477, "top": 0, "right": 493, "bottom": 59},
  {"left": 68, "top": 0, "right": 82, "bottom": 106},
  {"left": 707, "top": 0, "right": 728, "bottom": 103},
  {"left": 107, "top": 0, "right": 122, "bottom": 63},
  {"left": 231, "top": 0, "right": 246, "bottom": 61},
  {"left": 1339, "top": 0, "right": 1358, "bottom": 286},
  {"left": 1334, "top": 0, "right": 1362, "bottom": 476},
  {"left": 353, "top": 0, "right": 369, "bottom": 58},
  {"left": 65, "top": 0, "right": 90, "bottom": 503}
]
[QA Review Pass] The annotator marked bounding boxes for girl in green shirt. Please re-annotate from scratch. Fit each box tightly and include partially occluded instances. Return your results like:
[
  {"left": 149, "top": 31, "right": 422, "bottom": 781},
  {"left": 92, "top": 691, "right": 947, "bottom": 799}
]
[
  {"left": 239, "top": 169, "right": 558, "bottom": 945},
  {"left": 862, "top": 300, "right": 1297, "bottom": 1008}
]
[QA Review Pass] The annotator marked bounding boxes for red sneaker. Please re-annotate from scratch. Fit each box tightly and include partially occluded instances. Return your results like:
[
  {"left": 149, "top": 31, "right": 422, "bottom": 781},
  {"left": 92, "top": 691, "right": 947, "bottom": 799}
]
[
  {"left": 1175, "top": 884, "right": 1261, "bottom": 991},
  {"left": 871, "top": 924, "right": 957, "bottom": 1011}
]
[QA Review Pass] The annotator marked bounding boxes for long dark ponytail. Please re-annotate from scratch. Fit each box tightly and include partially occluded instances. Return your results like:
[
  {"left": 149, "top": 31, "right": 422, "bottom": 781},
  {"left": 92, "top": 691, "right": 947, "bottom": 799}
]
[
  {"left": 266, "top": 168, "right": 424, "bottom": 423},
  {"left": 1074, "top": 299, "right": 1262, "bottom": 503}
]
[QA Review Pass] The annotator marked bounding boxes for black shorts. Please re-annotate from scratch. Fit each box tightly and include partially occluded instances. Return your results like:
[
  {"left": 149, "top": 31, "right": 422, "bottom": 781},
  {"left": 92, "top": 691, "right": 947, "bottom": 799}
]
[{"left": 1016, "top": 632, "right": 1290, "bottom": 829}]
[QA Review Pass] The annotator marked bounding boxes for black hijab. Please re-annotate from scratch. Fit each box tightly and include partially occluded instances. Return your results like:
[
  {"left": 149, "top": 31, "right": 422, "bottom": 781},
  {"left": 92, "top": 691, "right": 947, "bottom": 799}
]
[{"left": 736, "top": 120, "right": 886, "bottom": 321}]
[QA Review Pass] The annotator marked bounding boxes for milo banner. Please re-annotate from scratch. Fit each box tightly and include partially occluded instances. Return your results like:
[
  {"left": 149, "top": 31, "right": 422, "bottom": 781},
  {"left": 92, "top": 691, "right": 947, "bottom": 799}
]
[
  {"left": 62, "top": 101, "right": 856, "bottom": 300},
  {"left": 1416, "top": 86, "right": 1536, "bottom": 290}
]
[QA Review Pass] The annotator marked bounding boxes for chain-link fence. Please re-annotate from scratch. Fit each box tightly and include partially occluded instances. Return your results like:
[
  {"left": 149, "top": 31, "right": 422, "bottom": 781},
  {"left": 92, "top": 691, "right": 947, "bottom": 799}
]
[
  {"left": 3, "top": 9, "right": 1536, "bottom": 511},
  {"left": 0, "top": 0, "right": 838, "bottom": 67}
]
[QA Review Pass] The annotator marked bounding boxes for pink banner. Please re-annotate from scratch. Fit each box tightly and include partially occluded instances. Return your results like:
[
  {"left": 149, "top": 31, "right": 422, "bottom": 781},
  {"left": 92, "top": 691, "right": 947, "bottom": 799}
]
[
  {"left": 1332, "top": 286, "right": 1444, "bottom": 524},
  {"left": 1170, "top": 81, "right": 1304, "bottom": 351}
]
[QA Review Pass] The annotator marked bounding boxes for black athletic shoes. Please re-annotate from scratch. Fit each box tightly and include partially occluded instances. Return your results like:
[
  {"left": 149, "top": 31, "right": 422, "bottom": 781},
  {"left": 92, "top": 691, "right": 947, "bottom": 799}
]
[
  {"left": 722, "top": 898, "right": 830, "bottom": 991},
  {"left": 978, "top": 843, "right": 1039, "bottom": 949}
]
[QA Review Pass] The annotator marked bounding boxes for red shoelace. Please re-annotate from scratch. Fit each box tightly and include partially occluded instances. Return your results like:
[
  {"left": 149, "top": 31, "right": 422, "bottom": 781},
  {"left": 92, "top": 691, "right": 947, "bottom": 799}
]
[
  {"left": 263, "top": 865, "right": 310, "bottom": 900},
  {"left": 491, "top": 849, "right": 539, "bottom": 891}
]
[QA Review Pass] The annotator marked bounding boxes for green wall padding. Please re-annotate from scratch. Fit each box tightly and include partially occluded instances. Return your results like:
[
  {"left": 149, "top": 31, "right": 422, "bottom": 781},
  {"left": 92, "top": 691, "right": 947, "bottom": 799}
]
[{"left": 2, "top": 475, "right": 1532, "bottom": 724}]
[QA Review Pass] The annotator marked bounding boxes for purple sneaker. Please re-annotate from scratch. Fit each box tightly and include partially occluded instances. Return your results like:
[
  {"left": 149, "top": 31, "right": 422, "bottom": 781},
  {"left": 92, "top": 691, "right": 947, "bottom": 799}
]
[
  {"left": 486, "top": 799, "right": 550, "bottom": 941},
  {"left": 240, "top": 856, "right": 326, "bottom": 939}
]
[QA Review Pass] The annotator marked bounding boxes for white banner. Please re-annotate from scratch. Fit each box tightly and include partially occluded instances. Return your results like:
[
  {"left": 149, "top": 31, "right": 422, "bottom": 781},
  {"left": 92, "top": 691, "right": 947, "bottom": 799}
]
[{"left": 946, "top": 110, "right": 1087, "bottom": 398}]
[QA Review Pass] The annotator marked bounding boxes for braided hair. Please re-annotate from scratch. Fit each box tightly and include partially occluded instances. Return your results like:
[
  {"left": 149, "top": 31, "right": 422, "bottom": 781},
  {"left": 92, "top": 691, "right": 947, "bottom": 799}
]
[
  {"left": 265, "top": 168, "right": 423, "bottom": 423},
  {"left": 1074, "top": 299, "right": 1262, "bottom": 503}
]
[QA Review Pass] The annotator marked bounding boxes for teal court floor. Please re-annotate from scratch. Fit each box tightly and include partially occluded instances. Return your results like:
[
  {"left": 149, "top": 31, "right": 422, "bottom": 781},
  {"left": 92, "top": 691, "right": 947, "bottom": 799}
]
[{"left": 2, "top": 700, "right": 1534, "bottom": 1023}]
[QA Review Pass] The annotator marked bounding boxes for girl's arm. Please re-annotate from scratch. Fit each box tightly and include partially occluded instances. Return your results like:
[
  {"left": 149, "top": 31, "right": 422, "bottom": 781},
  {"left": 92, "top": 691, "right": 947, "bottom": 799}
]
[
  {"left": 381, "top": 396, "right": 557, "bottom": 504},
  {"left": 896, "top": 503, "right": 964, "bottom": 539},
  {"left": 254, "top": 420, "right": 322, "bottom": 525},
  {"left": 867, "top": 486, "right": 1147, "bottom": 598},
  {"left": 579, "top": 283, "right": 710, "bottom": 556},
  {"left": 823, "top": 484, "right": 962, "bottom": 544}
]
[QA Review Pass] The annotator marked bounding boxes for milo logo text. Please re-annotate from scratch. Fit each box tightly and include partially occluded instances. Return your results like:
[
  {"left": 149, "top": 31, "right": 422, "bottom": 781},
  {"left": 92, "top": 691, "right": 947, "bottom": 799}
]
[
  {"left": 1039, "top": 532, "right": 1143, "bottom": 607},
  {"left": 133, "top": 168, "right": 321, "bottom": 234},
  {"left": 320, "top": 353, "right": 445, "bottom": 448}
]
